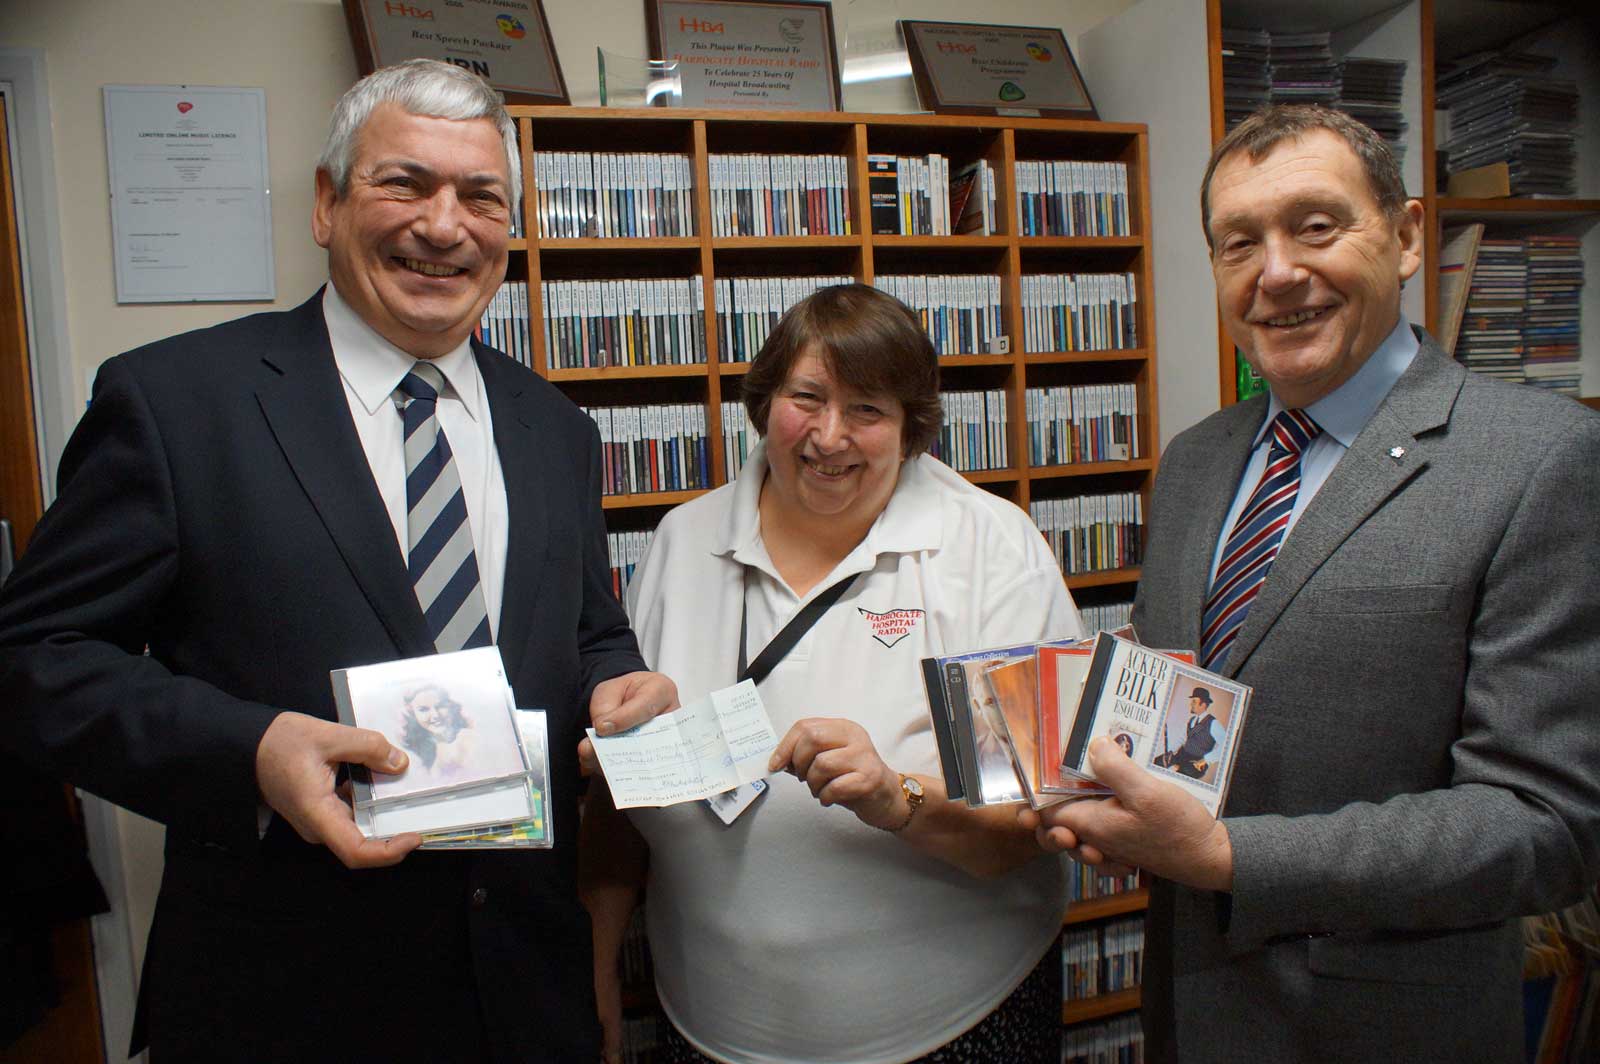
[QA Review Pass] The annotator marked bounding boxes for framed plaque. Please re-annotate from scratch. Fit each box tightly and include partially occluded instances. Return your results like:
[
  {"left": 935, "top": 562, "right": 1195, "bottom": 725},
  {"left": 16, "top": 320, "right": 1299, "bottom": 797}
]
[
  {"left": 646, "top": 0, "right": 842, "bottom": 112},
  {"left": 342, "top": 0, "right": 569, "bottom": 104},
  {"left": 900, "top": 20, "right": 1097, "bottom": 120}
]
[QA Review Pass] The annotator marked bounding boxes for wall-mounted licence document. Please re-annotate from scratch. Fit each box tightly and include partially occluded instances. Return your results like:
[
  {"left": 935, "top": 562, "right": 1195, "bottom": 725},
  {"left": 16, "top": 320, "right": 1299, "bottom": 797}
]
[{"left": 588, "top": 680, "right": 778, "bottom": 808}]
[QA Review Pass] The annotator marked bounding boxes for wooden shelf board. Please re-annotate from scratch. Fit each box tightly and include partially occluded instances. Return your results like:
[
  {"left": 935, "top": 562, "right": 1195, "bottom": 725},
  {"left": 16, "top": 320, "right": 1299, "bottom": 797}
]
[
  {"left": 1064, "top": 888, "right": 1148, "bottom": 926},
  {"left": 1062, "top": 987, "right": 1141, "bottom": 1026},
  {"left": 1065, "top": 567, "right": 1142, "bottom": 590},
  {"left": 1019, "top": 236, "right": 1144, "bottom": 250},
  {"left": 1025, "top": 348, "right": 1149, "bottom": 365},
  {"left": 873, "top": 235, "right": 1010, "bottom": 249},
  {"left": 1581, "top": 397, "right": 1600, "bottom": 411},
  {"left": 508, "top": 237, "right": 528, "bottom": 252},
  {"left": 717, "top": 361, "right": 752, "bottom": 375},
  {"left": 938, "top": 353, "right": 1016, "bottom": 367},
  {"left": 960, "top": 468, "right": 1019, "bottom": 484},
  {"left": 1436, "top": 197, "right": 1600, "bottom": 222},
  {"left": 601, "top": 489, "right": 705, "bottom": 510},
  {"left": 536, "top": 236, "right": 701, "bottom": 251},
  {"left": 1030, "top": 458, "right": 1156, "bottom": 478},
  {"left": 547, "top": 364, "right": 708, "bottom": 382},
  {"left": 710, "top": 235, "right": 862, "bottom": 250}
]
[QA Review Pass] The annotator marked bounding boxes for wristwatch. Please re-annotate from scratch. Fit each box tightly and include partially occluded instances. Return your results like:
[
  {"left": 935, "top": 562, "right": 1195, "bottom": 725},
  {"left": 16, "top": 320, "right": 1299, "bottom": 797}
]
[{"left": 887, "top": 773, "right": 925, "bottom": 833}]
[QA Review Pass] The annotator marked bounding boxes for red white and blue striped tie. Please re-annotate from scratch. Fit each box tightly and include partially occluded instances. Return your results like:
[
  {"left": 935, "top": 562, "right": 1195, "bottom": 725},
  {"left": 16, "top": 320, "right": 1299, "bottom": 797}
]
[{"left": 1200, "top": 408, "right": 1321, "bottom": 671}]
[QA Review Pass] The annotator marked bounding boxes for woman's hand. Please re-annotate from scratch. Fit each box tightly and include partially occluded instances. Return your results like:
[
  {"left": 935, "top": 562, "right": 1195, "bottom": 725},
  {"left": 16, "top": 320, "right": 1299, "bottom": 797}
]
[{"left": 768, "top": 717, "right": 908, "bottom": 830}]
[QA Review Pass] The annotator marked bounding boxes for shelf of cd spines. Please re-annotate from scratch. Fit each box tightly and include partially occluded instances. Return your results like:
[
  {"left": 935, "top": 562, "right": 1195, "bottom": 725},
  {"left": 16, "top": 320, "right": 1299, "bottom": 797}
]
[
  {"left": 616, "top": 908, "right": 664, "bottom": 1063},
  {"left": 542, "top": 277, "right": 705, "bottom": 369},
  {"left": 714, "top": 275, "right": 853, "bottom": 363},
  {"left": 708, "top": 153, "right": 853, "bottom": 237},
  {"left": 931, "top": 390, "right": 1010, "bottom": 473},
  {"left": 873, "top": 275, "right": 1005, "bottom": 357},
  {"left": 1081, "top": 600, "right": 1137, "bottom": 638},
  {"left": 581, "top": 404, "right": 712, "bottom": 497},
  {"left": 1456, "top": 234, "right": 1584, "bottom": 394},
  {"left": 1031, "top": 493, "right": 1144, "bottom": 577},
  {"left": 1061, "top": 1014, "right": 1145, "bottom": 1063},
  {"left": 1063, "top": 916, "right": 1145, "bottom": 1004},
  {"left": 607, "top": 529, "right": 655, "bottom": 602},
  {"left": 1020, "top": 274, "right": 1139, "bottom": 355},
  {"left": 1013, "top": 160, "right": 1132, "bottom": 238},
  {"left": 719, "top": 401, "right": 758, "bottom": 482},
  {"left": 477, "top": 282, "right": 531, "bottom": 367},
  {"left": 531, "top": 150, "right": 695, "bottom": 239},
  {"left": 1025, "top": 384, "right": 1141, "bottom": 468},
  {"left": 867, "top": 153, "right": 998, "bottom": 237}
]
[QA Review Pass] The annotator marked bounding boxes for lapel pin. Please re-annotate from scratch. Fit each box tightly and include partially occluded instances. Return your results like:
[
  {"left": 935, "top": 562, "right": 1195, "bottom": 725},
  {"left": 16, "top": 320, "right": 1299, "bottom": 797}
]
[{"left": 1388, "top": 446, "right": 1406, "bottom": 460}]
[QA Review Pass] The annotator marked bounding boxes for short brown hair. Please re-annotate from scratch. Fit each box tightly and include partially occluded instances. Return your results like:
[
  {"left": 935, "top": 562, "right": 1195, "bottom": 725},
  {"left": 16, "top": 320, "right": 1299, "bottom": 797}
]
[
  {"left": 1200, "top": 104, "right": 1408, "bottom": 247},
  {"left": 743, "top": 284, "right": 941, "bottom": 457}
]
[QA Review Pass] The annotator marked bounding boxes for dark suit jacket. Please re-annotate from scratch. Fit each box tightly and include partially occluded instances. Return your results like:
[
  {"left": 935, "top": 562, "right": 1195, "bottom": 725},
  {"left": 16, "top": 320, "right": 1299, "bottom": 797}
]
[
  {"left": 1132, "top": 331, "right": 1600, "bottom": 1063},
  {"left": 0, "top": 292, "right": 645, "bottom": 1062}
]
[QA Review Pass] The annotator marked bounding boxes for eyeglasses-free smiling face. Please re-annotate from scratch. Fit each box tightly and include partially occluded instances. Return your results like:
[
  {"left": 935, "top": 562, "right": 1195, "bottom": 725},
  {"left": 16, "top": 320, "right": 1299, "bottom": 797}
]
[
  {"left": 313, "top": 103, "right": 512, "bottom": 360},
  {"left": 761, "top": 348, "right": 907, "bottom": 530},
  {"left": 1206, "top": 129, "right": 1423, "bottom": 408}
]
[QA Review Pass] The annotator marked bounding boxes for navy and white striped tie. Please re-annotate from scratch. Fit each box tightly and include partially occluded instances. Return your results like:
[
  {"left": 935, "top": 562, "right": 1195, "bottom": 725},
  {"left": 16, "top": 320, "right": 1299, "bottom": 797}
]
[
  {"left": 395, "top": 362, "right": 492, "bottom": 653},
  {"left": 1199, "top": 408, "right": 1321, "bottom": 672}
]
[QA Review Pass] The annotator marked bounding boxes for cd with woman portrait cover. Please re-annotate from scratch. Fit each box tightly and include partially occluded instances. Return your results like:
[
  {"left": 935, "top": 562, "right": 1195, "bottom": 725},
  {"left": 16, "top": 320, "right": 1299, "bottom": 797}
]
[{"left": 332, "top": 646, "right": 536, "bottom": 838}]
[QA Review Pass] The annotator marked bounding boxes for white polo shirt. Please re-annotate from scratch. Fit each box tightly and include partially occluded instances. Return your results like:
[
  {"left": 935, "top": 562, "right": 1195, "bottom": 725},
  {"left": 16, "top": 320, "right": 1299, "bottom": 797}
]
[{"left": 625, "top": 443, "right": 1082, "bottom": 1064}]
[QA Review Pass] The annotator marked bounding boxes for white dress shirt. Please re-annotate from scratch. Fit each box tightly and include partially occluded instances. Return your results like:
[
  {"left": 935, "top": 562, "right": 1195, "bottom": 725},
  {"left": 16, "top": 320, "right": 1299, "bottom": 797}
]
[{"left": 322, "top": 285, "right": 509, "bottom": 638}]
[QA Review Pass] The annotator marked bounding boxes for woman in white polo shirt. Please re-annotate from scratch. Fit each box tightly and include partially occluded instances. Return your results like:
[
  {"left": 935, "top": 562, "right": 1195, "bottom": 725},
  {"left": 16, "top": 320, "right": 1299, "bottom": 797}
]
[{"left": 582, "top": 284, "right": 1083, "bottom": 1064}]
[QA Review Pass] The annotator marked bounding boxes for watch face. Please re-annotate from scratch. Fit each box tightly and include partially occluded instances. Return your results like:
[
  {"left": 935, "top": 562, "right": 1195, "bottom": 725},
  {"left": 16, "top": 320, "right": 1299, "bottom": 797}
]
[{"left": 904, "top": 775, "right": 924, "bottom": 798}]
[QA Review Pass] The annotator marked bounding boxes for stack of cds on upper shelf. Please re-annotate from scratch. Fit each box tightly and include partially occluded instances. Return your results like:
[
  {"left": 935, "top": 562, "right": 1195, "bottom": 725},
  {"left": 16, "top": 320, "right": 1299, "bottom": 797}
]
[
  {"left": 1221, "top": 27, "right": 1272, "bottom": 131},
  {"left": 1436, "top": 51, "right": 1578, "bottom": 196},
  {"left": 1522, "top": 234, "right": 1584, "bottom": 395},
  {"left": 1220, "top": 29, "right": 1408, "bottom": 163},
  {"left": 1456, "top": 237, "right": 1529, "bottom": 383},
  {"left": 1337, "top": 57, "right": 1408, "bottom": 165},
  {"left": 1269, "top": 32, "right": 1340, "bottom": 108}
]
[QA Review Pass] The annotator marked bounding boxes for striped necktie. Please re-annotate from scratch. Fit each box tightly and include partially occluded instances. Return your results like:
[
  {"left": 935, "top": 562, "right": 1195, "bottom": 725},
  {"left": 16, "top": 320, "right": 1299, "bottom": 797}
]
[
  {"left": 1200, "top": 408, "right": 1321, "bottom": 672},
  {"left": 395, "top": 362, "right": 492, "bottom": 653}
]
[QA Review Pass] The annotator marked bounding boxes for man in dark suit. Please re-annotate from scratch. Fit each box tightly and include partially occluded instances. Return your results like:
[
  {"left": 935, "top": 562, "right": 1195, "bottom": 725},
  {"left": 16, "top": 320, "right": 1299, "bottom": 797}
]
[
  {"left": 0, "top": 59, "right": 674, "bottom": 1061},
  {"left": 1025, "top": 105, "right": 1600, "bottom": 1062}
]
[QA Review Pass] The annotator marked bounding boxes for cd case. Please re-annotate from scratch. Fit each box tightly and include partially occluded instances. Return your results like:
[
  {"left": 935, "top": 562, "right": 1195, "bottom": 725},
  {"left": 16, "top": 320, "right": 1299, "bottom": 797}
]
[{"left": 330, "top": 647, "right": 552, "bottom": 845}]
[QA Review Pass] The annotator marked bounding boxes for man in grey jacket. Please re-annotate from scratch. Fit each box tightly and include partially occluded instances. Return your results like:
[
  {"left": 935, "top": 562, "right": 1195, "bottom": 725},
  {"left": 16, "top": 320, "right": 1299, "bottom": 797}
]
[{"left": 1027, "top": 104, "right": 1600, "bottom": 1062}]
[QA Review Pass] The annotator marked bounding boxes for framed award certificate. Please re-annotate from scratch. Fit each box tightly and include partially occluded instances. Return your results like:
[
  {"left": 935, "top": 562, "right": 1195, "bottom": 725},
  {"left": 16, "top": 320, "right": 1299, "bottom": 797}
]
[
  {"left": 647, "top": 0, "right": 842, "bottom": 112},
  {"left": 900, "top": 20, "right": 1097, "bottom": 120},
  {"left": 342, "top": 0, "right": 570, "bottom": 104}
]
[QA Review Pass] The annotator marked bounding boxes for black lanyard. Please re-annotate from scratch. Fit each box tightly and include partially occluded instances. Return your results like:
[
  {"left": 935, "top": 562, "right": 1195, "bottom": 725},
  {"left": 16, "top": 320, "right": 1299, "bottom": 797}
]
[{"left": 737, "top": 568, "right": 858, "bottom": 686}]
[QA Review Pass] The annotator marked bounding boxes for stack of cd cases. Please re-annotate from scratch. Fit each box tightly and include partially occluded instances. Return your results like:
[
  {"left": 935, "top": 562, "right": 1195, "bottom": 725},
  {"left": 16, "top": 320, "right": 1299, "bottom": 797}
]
[
  {"left": 1437, "top": 51, "right": 1578, "bottom": 197},
  {"left": 331, "top": 646, "right": 552, "bottom": 849}
]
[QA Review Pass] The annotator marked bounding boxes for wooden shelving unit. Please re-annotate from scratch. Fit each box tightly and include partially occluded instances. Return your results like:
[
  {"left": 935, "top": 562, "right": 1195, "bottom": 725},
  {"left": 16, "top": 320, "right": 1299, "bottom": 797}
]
[
  {"left": 1063, "top": 987, "right": 1142, "bottom": 1026},
  {"left": 1065, "top": 886, "right": 1150, "bottom": 926},
  {"left": 505, "top": 105, "right": 1161, "bottom": 598}
]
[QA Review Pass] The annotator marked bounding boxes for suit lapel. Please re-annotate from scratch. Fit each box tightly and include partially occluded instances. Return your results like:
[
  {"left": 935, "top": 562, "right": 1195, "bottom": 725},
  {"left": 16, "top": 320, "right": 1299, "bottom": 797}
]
[
  {"left": 477, "top": 343, "right": 550, "bottom": 683},
  {"left": 1223, "top": 333, "right": 1463, "bottom": 675},
  {"left": 253, "top": 292, "right": 432, "bottom": 657}
]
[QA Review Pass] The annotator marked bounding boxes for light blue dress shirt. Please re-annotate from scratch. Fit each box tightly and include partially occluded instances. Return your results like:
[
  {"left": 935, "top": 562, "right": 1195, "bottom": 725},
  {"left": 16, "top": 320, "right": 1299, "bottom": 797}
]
[{"left": 1207, "top": 316, "right": 1419, "bottom": 588}]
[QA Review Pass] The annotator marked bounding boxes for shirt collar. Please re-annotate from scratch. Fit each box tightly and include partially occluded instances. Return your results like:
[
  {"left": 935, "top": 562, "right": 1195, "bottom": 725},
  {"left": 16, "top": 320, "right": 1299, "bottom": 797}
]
[
  {"left": 713, "top": 442, "right": 945, "bottom": 569},
  {"left": 1258, "top": 313, "right": 1418, "bottom": 449},
  {"left": 322, "top": 284, "right": 483, "bottom": 421}
]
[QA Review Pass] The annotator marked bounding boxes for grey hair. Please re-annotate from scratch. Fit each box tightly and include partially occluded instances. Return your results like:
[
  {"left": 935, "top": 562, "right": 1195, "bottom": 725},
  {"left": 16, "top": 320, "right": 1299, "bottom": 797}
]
[{"left": 318, "top": 58, "right": 521, "bottom": 214}]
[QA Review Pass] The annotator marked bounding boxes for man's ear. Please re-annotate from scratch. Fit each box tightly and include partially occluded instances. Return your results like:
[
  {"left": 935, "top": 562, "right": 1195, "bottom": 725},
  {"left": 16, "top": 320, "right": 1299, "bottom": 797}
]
[
  {"left": 1395, "top": 198, "right": 1425, "bottom": 284},
  {"left": 312, "top": 168, "right": 338, "bottom": 250}
]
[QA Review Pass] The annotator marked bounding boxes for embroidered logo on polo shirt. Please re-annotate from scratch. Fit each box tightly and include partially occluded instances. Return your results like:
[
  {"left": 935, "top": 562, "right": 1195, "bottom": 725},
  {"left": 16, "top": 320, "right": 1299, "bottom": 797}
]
[{"left": 858, "top": 607, "right": 924, "bottom": 648}]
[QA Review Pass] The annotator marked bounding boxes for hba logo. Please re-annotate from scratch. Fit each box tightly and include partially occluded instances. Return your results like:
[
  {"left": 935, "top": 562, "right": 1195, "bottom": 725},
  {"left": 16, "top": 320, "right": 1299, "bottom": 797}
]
[
  {"left": 383, "top": 1, "right": 434, "bottom": 19},
  {"left": 495, "top": 13, "right": 526, "bottom": 38},
  {"left": 679, "top": 16, "right": 724, "bottom": 33}
]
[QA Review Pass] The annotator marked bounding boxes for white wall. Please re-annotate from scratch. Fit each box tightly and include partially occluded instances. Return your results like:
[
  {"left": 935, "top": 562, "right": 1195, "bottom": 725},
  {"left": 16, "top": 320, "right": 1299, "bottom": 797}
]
[{"left": 0, "top": 0, "right": 1139, "bottom": 1049}]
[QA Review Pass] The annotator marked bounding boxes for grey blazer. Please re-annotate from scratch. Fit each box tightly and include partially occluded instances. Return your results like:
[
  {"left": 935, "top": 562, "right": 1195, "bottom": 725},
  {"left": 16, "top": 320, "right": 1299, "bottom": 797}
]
[{"left": 1131, "top": 330, "right": 1600, "bottom": 1063}]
